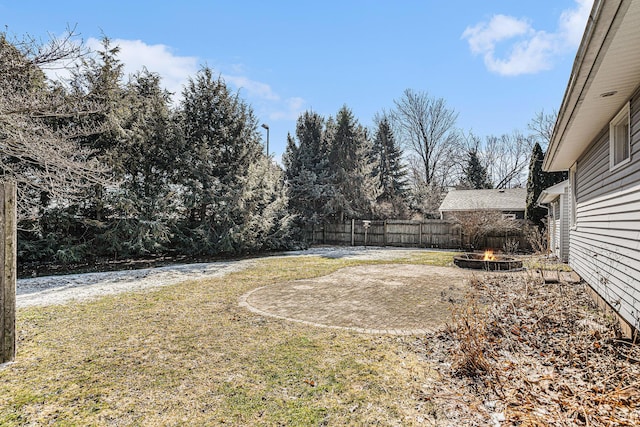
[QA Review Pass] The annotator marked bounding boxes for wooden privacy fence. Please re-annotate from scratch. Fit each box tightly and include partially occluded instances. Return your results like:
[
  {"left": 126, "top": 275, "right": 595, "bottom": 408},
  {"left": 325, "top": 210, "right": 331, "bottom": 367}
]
[
  {"left": 304, "top": 219, "right": 462, "bottom": 248},
  {"left": 303, "top": 219, "right": 531, "bottom": 251}
]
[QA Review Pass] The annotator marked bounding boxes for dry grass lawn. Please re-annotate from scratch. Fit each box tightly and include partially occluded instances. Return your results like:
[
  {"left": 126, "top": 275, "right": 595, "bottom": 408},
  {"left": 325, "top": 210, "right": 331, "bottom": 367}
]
[{"left": 1, "top": 253, "right": 457, "bottom": 426}]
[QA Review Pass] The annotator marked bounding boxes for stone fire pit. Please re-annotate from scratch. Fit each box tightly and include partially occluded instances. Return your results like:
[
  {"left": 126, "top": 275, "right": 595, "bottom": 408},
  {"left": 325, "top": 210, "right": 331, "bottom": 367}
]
[{"left": 453, "top": 252, "right": 523, "bottom": 271}]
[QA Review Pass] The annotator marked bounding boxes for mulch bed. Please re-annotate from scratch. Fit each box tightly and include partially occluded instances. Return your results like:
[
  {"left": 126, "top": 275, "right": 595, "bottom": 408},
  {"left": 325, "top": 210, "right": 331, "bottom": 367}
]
[{"left": 417, "top": 272, "right": 640, "bottom": 426}]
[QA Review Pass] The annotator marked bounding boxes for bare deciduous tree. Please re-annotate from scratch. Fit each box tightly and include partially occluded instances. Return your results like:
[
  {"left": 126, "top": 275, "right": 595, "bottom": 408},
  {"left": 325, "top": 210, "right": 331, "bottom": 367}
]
[
  {"left": 0, "top": 30, "right": 108, "bottom": 221},
  {"left": 484, "top": 132, "right": 534, "bottom": 189},
  {"left": 528, "top": 109, "right": 557, "bottom": 150},
  {"left": 391, "top": 89, "right": 460, "bottom": 188}
]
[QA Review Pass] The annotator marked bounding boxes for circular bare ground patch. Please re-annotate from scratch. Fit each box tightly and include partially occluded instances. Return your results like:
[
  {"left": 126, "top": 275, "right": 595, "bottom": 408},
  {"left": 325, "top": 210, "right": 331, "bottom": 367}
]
[{"left": 240, "top": 264, "right": 473, "bottom": 335}]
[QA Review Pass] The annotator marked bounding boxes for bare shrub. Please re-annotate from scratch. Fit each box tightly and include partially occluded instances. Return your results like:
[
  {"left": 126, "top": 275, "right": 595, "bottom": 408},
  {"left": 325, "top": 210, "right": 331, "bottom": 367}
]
[
  {"left": 502, "top": 238, "right": 519, "bottom": 254},
  {"left": 447, "top": 293, "right": 493, "bottom": 378},
  {"left": 451, "top": 210, "right": 519, "bottom": 251},
  {"left": 524, "top": 222, "right": 548, "bottom": 254}
]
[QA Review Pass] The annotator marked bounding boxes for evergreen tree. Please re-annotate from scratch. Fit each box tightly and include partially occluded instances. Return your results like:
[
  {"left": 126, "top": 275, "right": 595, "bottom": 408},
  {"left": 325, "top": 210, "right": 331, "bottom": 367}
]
[
  {"left": 13, "top": 35, "right": 297, "bottom": 263},
  {"left": 27, "top": 37, "right": 131, "bottom": 262},
  {"left": 325, "top": 105, "right": 378, "bottom": 221},
  {"left": 282, "top": 133, "right": 301, "bottom": 181},
  {"left": 283, "top": 111, "right": 333, "bottom": 228},
  {"left": 119, "top": 69, "right": 181, "bottom": 220},
  {"left": 462, "top": 148, "right": 492, "bottom": 189},
  {"left": 525, "top": 142, "right": 568, "bottom": 227},
  {"left": 101, "top": 69, "right": 182, "bottom": 256},
  {"left": 72, "top": 37, "right": 128, "bottom": 156},
  {"left": 371, "top": 116, "right": 408, "bottom": 217},
  {"left": 234, "top": 157, "right": 296, "bottom": 251},
  {"left": 70, "top": 37, "right": 129, "bottom": 224},
  {"left": 525, "top": 143, "right": 546, "bottom": 226},
  {"left": 177, "top": 66, "right": 288, "bottom": 254}
]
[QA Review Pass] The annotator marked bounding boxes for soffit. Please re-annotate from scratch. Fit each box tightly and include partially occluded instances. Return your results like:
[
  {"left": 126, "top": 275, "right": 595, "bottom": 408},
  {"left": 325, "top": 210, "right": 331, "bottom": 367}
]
[{"left": 545, "top": 0, "right": 640, "bottom": 171}]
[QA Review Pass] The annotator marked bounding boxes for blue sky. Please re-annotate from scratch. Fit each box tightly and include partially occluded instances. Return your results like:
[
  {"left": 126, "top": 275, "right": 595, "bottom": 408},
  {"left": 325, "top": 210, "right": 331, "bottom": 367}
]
[{"left": 1, "top": 0, "right": 593, "bottom": 160}]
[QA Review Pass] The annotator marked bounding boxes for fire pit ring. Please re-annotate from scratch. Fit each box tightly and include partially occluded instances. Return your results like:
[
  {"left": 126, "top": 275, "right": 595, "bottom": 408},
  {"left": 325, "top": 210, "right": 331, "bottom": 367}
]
[{"left": 454, "top": 252, "right": 523, "bottom": 271}]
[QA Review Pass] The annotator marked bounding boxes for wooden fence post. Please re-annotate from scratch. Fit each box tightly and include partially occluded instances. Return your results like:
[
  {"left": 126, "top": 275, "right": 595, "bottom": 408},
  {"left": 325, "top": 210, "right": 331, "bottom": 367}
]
[
  {"left": 383, "top": 220, "right": 387, "bottom": 247},
  {"left": 1, "top": 182, "right": 17, "bottom": 364},
  {"left": 351, "top": 219, "right": 355, "bottom": 246}
]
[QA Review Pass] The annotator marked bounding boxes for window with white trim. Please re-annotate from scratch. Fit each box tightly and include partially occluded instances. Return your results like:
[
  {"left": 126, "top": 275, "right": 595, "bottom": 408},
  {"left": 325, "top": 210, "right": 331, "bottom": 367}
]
[{"left": 610, "top": 102, "right": 631, "bottom": 169}]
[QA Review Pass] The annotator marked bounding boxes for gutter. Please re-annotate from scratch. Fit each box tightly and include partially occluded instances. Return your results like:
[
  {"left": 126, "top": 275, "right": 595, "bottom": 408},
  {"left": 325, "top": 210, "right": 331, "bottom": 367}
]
[{"left": 544, "top": 0, "right": 604, "bottom": 171}]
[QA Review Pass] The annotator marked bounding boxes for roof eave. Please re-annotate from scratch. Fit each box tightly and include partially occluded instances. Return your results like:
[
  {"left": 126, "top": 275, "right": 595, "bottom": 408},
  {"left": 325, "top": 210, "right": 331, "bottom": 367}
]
[{"left": 544, "top": 0, "right": 640, "bottom": 172}]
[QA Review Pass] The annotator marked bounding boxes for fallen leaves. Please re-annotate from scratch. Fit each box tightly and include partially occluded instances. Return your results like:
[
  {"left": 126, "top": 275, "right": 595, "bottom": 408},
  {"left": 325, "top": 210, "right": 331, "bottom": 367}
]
[{"left": 421, "top": 272, "right": 640, "bottom": 426}]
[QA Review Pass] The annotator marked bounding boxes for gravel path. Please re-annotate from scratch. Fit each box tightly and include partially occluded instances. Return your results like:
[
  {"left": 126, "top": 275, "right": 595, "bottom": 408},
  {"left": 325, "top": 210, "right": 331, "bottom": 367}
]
[{"left": 17, "top": 246, "right": 433, "bottom": 308}]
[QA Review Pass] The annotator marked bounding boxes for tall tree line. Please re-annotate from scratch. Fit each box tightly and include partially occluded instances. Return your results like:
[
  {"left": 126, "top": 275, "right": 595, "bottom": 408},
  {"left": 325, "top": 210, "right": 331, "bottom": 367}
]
[
  {"left": 9, "top": 35, "right": 294, "bottom": 264},
  {"left": 4, "top": 31, "right": 563, "bottom": 264},
  {"left": 283, "top": 107, "right": 409, "bottom": 229}
]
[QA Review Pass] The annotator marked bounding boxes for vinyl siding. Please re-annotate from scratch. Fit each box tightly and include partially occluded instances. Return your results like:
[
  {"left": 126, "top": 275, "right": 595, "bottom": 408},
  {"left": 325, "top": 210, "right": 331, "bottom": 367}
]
[
  {"left": 548, "top": 188, "right": 570, "bottom": 263},
  {"left": 570, "top": 87, "right": 640, "bottom": 330},
  {"left": 559, "top": 189, "right": 570, "bottom": 262},
  {"left": 551, "top": 200, "right": 561, "bottom": 259}
]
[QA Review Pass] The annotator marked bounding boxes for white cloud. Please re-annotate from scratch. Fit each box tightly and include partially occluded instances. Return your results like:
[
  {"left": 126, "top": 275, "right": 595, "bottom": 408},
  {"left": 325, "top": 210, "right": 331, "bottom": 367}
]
[
  {"left": 223, "top": 76, "right": 306, "bottom": 120},
  {"left": 96, "top": 39, "right": 305, "bottom": 119},
  {"left": 462, "top": 0, "right": 594, "bottom": 76},
  {"left": 486, "top": 28, "right": 556, "bottom": 75},
  {"left": 463, "top": 15, "right": 533, "bottom": 54},
  {"left": 559, "top": 0, "right": 593, "bottom": 46},
  {"left": 224, "top": 74, "right": 280, "bottom": 101},
  {"left": 87, "top": 38, "right": 198, "bottom": 97},
  {"left": 268, "top": 97, "right": 306, "bottom": 120},
  {"left": 44, "top": 37, "right": 305, "bottom": 123}
]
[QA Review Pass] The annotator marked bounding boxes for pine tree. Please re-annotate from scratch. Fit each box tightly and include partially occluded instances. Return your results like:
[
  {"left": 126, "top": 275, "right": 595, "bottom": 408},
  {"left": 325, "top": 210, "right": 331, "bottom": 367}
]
[
  {"left": 119, "top": 70, "right": 180, "bottom": 219},
  {"left": 177, "top": 66, "right": 283, "bottom": 254},
  {"left": 462, "top": 148, "right": 492, "bottom": 189},
  {"left": 525, "top": 142, "right": 567, "bottom": 227},
  {"left": 234, "top": 157, "right": 296, "bottom": 251},
  {"left": 69, "top": 37, "right": 129, "bottom": 224},
  {"left": 283, "top": 111, "right": 333, "bottom": 228},
  {"left": 72, "top": 37, "right": 128, "bottom": 156},
  {"left": 371, "top": 116, "right": 408, "bottom": 217},
  {"left": 31, "top": 37, "right": 130, "bottom": 261},
  {"left": 325, "top": 105, "right": 378, "bottom": 221},
  {"left": 100, "top": 69, "right": 183, "bottom": 256},
  {"left": 525, "top": 143, "right": 546, "bottom": 226}
]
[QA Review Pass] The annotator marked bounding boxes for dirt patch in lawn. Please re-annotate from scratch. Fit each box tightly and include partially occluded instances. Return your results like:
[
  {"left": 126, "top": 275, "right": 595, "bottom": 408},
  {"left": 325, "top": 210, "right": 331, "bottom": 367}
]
[{"left": 241, "top": 264, "right": 473, "bottom": 334}]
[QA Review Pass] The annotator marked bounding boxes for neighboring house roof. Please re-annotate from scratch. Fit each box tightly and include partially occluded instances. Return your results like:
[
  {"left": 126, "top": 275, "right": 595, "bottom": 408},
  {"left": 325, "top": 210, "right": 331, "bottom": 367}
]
[
  {"left": 544, "top": 0, "right": 640, "bottom": 171},
  {"left": 537, "top": 180, "right": 569, "bottom": 205},
  {"left": 439, "top": 188, "right": 527, "bottom": 212}
]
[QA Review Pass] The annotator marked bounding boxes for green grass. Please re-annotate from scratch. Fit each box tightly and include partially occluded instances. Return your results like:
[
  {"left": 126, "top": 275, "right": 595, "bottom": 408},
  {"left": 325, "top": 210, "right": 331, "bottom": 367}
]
[
  {"left": 523, "top": 255, "right": 573, "bottom": 272},
  {"left": 403, "top": 250, "right": 458, "bottom": 266},
  {"left": 1, "top": 252, "right": 455, "bottom": 426}
]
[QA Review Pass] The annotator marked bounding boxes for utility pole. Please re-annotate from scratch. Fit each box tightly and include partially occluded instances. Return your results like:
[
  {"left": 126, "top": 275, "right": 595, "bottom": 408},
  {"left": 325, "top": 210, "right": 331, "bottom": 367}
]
[{"left": 261, "top": 123, "right": 270, "bottom": 157}]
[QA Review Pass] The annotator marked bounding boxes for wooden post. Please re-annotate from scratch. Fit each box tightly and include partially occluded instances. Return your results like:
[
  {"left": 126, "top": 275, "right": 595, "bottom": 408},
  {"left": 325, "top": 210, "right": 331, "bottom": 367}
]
[
  {"left": 351, "top": 219, "right": 355, "bottom": 246},
  {"left": 383, "top": 220, "right": 387, "bottom": 247},
  {"left": 1, "top": 183, "right": 17, "bottom": 364}
]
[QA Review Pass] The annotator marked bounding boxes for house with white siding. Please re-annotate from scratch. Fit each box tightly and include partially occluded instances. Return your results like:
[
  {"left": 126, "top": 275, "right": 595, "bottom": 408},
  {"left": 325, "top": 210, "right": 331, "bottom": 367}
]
[
  {"left": 543, "top": 0, "right": 640, "bottom": 337},
  {"left": 537, "top": 180, "right": 570, "bottom": 263}
]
